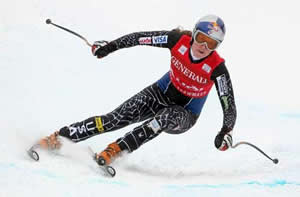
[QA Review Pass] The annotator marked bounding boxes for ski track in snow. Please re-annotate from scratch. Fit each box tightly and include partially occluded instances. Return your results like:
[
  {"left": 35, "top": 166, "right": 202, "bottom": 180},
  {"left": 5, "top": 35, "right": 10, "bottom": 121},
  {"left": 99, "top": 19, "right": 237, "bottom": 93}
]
[{"left": 1, "top": 128, "right": 300, "bottom": 197}]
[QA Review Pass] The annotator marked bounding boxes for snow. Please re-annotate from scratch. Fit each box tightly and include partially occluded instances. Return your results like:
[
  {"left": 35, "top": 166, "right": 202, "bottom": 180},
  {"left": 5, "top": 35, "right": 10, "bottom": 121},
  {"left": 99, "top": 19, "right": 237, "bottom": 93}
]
[{"left": 1, "top": 0, "right": 300, "bottom": 196}]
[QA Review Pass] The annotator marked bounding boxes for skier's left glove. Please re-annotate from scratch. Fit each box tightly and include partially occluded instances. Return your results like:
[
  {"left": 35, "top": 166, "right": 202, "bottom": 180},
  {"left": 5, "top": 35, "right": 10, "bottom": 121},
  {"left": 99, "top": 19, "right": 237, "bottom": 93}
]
[
  {"left": 214, "top": 130, "right": 233, "bottom": 151},
  {"left": 91, "top": 40, "right": 110, "bottom": 58}
]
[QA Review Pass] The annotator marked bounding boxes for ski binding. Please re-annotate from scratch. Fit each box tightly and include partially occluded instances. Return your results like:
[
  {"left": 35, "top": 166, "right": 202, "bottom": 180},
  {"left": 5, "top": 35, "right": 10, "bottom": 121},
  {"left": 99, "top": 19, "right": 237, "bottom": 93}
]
[{"left": 88, "top": 146, "right": 116, "bottom": 177}]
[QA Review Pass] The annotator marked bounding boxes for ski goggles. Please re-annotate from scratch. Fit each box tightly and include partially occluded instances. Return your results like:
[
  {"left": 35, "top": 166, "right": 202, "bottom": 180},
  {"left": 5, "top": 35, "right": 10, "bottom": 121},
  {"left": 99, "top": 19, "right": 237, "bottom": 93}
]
[{"left": 193, "top": 30, "right": 220, "bottom": 51}]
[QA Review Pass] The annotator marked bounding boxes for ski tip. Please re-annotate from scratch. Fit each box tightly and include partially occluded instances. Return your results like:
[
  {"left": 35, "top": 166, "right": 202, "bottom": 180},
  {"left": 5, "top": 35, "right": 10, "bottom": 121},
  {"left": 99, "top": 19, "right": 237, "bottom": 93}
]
[
  {"left": 105, "top": 166, "right": 116, "bottom": 177},
  {"left": 27, "top": 149, "right": 40, "bottom": 161}
]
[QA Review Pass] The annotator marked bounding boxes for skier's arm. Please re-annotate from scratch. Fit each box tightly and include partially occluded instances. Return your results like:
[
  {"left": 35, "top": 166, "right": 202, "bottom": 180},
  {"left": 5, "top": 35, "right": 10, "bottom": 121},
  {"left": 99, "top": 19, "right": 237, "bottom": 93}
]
[
  {"left": 211, "top": 63, "right": 237, "bottom": 150},
  {"left": 92, "top": 30, "right": 184, "bottom": 58}
]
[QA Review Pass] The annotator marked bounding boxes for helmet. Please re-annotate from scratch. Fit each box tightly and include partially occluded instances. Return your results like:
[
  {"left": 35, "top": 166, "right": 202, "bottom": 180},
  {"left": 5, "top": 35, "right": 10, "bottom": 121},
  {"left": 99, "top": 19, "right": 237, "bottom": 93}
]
[{"left": 192, "top": 15, "right": 226, "bottom": 43}]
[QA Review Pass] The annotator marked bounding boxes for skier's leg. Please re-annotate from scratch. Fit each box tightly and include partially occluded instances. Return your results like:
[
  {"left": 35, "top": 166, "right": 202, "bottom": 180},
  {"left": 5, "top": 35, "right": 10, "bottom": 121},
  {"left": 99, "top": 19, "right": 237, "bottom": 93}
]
[
  {"left": 97, "top": 105, "right": 199, "bottom": 165},
  {"left": 57, "top": 101, "right": 153, "bottom": 143},
  {"left": 38, "top": 84, "right": 169, "bottom": 149}
]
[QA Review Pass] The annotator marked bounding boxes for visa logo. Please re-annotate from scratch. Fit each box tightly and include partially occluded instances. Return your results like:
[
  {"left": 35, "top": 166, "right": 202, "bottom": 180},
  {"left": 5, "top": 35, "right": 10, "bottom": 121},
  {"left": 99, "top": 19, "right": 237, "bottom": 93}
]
[{"left": 152, "top": 35, "right": 168, "bottom": 44}]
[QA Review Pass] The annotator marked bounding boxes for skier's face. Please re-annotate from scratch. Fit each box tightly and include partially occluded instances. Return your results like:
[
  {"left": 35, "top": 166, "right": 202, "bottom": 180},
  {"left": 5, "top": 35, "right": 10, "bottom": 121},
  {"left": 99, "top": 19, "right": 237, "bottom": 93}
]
[{"left": 191, "top": 41, "right": 212, "bottom": 59}]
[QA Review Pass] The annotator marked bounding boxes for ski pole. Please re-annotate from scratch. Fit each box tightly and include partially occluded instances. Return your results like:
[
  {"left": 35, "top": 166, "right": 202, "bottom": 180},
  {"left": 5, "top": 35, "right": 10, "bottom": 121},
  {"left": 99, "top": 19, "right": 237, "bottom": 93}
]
[
  {"left": 45, "top": 19, "right": 92, "bottom": 47},
  {"left": 231, "top": 141, "right": 279, "bottom": 164}
]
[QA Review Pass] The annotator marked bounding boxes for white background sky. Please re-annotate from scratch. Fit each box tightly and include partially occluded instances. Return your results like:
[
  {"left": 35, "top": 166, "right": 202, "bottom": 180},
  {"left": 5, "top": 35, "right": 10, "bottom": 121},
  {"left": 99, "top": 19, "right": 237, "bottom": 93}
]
[{"left": 0, "top": 1, "right": 300, "bottom": 196}]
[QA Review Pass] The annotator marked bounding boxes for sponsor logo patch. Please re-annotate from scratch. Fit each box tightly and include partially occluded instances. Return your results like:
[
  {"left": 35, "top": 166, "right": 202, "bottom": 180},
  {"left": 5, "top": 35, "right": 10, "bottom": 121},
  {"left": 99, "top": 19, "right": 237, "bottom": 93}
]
[
  {"left": 152, "top": 35, "right": 168, "bottom": 44},
  {"left": 95, "top": 117, "right": 104, "bottom": 132},
  {"left": 221, "top": 96, "right": 229, "bottom": 110},
  {"left": 216, "top": 74, "right": 228, "bottom": 96},
  {"left": 138, "top": 132, "right": 144, "bottom": 138},
  {"left": 139, "top": 37, "right": 152, "bottom": 45},
  {"left": 202, "top": 63, "right": 211, "bottom": 73},
  {"left": 178, "top": 45, "right": 187, "bottom": 55}
]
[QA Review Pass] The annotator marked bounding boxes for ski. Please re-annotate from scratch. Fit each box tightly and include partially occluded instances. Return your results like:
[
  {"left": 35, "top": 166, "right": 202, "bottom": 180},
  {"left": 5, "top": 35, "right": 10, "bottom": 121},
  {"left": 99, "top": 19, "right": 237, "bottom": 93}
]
[
  {"left": 27, "top": 144, "right": 40, "bottom": 161},
  {"left": 27, "top": 143, "right": 116, "bottom": 177},
  {"left": 88, "top": 146, "right": 116, "bottom": 177}
]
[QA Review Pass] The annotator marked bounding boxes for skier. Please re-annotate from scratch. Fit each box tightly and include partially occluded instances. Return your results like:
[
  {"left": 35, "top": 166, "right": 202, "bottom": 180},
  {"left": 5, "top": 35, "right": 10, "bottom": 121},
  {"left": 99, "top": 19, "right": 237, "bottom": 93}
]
[{"left": 38, "top": 15, "right": 237, "bottom": 166}]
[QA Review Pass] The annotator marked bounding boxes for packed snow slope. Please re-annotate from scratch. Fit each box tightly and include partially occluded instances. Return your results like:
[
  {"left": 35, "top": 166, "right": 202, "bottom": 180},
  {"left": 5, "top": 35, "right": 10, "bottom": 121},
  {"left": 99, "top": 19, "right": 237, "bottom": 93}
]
[{"left": 1, "top": 0, "right": 300, "bottom": 196}]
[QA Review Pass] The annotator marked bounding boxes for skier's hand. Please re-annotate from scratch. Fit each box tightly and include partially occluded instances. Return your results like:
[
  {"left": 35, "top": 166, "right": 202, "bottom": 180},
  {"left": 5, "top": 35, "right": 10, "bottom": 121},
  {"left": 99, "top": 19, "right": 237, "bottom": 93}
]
[
  {"left": 91, "top": 40, "right": 110, "bottom": 58},
  {"left": 214, "top": 131, "right": 232, "bottom": 151}
]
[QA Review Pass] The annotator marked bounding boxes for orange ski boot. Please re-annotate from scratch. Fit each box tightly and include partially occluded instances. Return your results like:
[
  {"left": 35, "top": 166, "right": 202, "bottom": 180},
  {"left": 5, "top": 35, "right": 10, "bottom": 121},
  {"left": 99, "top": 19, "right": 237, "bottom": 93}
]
[{"left": 96, "top": 142, "right": 121, "bottom": 165}]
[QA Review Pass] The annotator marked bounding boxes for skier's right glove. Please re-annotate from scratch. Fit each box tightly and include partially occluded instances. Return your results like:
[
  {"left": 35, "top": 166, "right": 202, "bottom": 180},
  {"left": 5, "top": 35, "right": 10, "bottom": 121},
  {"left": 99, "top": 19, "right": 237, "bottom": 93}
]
[
  {"left": 214, "top": 131, "right": 233, "bottom": 151},
  {"left": 91, "top": 40, "right": 110, "bottom": 58}
]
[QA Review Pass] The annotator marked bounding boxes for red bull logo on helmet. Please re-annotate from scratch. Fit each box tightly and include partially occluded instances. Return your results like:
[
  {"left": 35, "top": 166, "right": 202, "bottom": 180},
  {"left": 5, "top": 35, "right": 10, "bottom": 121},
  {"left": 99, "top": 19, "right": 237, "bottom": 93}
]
[
  {"left": 209, "top": 22, "right": 220, "bottom": 32},
  {"left": 208, "top": 19, "right": 225, "bottom": 35}
]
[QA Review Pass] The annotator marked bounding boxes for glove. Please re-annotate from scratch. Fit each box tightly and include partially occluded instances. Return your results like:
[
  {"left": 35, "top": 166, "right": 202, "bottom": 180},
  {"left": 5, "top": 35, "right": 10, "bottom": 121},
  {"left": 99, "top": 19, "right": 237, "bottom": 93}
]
[
  {"left": 214, "top": 131, "right": 232, "bottom": 151},
  {"left": 91, "top": 40, "right": 110, "bottom": 58}
]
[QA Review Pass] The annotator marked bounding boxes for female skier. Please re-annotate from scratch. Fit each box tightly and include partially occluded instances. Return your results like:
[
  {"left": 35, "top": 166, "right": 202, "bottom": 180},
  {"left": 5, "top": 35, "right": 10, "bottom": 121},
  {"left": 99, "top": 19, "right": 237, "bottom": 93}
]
[{"left": 38, "top": 15, "right": 237, "bottom": 166}]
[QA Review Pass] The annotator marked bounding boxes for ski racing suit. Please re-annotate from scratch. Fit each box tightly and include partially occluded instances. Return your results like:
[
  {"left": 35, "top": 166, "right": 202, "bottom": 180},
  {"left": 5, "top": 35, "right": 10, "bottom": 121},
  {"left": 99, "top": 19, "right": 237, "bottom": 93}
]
[{"left": 58, "top": 29, "right": 237, "bottom": 153}]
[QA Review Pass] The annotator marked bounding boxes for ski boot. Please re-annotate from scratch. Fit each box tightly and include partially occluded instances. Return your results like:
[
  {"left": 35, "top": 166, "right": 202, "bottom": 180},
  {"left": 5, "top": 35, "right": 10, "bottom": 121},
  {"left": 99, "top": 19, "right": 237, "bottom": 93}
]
[{"left": 96, "top": 142, "right": 121, "bottom": 166}]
